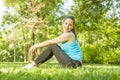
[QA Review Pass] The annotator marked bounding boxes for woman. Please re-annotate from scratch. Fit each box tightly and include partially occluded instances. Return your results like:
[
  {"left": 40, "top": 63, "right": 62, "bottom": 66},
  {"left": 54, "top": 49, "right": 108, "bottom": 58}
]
[{"left": 24, "top": 16, "right": 83, "bottom": 68}]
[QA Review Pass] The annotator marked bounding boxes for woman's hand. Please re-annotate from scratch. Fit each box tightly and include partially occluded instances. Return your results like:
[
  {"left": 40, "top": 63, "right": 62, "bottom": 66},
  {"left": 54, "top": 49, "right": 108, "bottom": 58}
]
[{"left": 29, "top": 44, "right": 39, "bottom": 53}]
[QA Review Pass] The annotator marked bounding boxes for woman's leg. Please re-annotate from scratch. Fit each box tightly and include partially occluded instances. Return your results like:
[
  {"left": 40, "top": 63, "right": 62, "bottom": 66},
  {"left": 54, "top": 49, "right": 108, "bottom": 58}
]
[{"left": 34, "top": 44, "right": 82, "bottom": 68}]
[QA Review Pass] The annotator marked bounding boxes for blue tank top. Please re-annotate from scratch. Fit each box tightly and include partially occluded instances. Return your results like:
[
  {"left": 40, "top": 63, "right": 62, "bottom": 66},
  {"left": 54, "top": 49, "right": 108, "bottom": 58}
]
[{"left": 61, "top": 39, "right": 83, "bottom": 60}]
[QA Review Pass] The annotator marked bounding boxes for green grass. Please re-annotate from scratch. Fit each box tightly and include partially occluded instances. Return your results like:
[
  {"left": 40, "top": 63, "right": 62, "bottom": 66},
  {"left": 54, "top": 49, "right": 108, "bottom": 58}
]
[{"left": 0, "top": 62, "right": 120, "bottom": 80}]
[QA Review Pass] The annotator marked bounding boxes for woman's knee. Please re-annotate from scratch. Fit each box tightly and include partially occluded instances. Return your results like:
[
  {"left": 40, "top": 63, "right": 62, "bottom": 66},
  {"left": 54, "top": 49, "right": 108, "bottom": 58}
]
[{"left": 48, "top": 44, "right": 58, "bottom": 48}]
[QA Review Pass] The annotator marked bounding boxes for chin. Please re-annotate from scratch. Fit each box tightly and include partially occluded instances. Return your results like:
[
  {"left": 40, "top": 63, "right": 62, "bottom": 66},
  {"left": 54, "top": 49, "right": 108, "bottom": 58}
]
[{"left": 64, "top": 29, "right": 70, "bottom": 32}]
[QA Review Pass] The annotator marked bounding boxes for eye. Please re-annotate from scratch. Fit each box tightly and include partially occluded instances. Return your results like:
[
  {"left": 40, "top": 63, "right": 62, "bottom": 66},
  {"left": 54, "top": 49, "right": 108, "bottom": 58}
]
[
  {"left": 69, "top": 24, "right": 72, "bottom": 26},
  {"left": 69, "top": 23, "right": 73, "bottom": 26}
]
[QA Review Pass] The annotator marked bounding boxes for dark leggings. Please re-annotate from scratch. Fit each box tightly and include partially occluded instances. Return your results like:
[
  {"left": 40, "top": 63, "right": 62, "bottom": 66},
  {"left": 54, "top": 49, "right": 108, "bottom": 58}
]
[{"left": 34, "top": 44, "right": 82, "bottom": 68}]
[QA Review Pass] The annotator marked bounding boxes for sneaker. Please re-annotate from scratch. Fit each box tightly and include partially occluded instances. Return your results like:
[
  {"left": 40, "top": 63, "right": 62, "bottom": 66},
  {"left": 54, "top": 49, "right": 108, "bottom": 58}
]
[{"left": 23, "top": 62, "right": 37, "bottom": 68}]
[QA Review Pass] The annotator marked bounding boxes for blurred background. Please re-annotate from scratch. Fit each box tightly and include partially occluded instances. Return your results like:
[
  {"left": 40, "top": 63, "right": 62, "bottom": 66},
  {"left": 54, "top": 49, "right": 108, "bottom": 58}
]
[{"left": 0, "top": 0, "right": 120, "bottom": 64}]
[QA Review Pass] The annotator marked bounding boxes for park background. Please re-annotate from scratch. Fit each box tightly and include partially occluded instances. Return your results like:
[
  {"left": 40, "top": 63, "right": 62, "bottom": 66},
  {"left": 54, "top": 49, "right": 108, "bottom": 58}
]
[
  {"left": 0, "top": 0, "right": 120, "bottom": 64},
  {"left": 0, "top": 0, "right": 120, "bottom": 80}
]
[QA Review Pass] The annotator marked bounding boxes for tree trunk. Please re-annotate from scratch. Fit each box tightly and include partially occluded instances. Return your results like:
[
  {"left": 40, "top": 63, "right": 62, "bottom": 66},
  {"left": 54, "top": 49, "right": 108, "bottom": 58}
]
[
  {"left": 29, "top": 28, "right": 35, "bottom": 62},
  {"left": 13, "top": 41, "right": 16, "bottom": 62},
  {"left": 22, "top": 28, "right": 27, "bottom": 62},
  {"left": 24, "top": 43, "right": 26, "bottom": 62}
]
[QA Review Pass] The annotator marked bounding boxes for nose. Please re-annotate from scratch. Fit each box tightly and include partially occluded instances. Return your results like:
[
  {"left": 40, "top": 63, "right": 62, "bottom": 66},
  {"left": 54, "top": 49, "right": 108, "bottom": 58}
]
[{"left": 67, "top": 25, "right": 69, "bottom": 27}]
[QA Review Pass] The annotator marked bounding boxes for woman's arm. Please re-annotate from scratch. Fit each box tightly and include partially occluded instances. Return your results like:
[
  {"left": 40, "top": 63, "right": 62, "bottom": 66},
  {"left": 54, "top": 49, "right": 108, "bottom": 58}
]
[{"left": 29, "top": 32, "right": 70, "bottom": 53}]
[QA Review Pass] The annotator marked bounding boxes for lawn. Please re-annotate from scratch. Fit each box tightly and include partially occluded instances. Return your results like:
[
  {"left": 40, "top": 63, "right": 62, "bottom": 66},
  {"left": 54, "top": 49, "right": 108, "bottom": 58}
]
[{"left": 0, "top": 62, "right": 120, "bottom": 80}]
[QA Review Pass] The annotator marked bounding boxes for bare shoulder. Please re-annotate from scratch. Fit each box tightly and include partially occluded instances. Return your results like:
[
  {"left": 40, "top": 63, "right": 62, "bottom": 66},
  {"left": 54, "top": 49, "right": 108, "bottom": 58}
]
[
  {"left": 61, "top": 32, "right": 75, "bottom": 41},
  {"left": 60, "top": 32, "right": 72, "bottom": 38}
]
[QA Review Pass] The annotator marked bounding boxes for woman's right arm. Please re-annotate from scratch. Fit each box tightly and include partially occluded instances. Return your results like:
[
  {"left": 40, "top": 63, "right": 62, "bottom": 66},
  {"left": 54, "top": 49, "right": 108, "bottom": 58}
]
[{"left": 29, "top": 32, "right": 71, "bottom": 53}]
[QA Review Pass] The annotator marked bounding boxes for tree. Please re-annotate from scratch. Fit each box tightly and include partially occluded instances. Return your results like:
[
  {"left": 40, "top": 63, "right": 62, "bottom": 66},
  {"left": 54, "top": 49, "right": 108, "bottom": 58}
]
[
  {"left": 1, "top": 0, "right": 63, "bottom": 62},
  {"left": 70, "top": 0, "right": 120, "bottom": 64}
]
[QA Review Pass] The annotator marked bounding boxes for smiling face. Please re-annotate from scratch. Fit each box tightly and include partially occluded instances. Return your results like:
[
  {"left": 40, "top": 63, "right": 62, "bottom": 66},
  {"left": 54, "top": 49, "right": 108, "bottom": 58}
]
[{"left": 62, "top": 18, "right": 74, "bottom": 32}]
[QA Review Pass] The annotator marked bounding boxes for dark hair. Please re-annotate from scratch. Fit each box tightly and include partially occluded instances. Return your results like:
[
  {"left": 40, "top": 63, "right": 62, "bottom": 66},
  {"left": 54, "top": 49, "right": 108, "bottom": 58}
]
[{"left": 64, "top": 16, "right": 77, "bottom": 38}]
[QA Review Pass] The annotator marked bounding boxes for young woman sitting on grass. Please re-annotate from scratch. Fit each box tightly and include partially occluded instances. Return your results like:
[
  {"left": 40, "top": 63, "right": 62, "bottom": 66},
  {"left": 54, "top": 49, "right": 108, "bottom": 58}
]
[{"left": 24, "top": 16, "right": 83, "bottom": 68}]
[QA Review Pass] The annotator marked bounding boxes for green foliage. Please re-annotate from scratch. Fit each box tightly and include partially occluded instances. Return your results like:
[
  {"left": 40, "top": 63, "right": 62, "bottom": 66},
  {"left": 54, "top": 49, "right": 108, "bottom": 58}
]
[
  {"left": 0, "top": 0, "right": 120, "bottom": 64},
  {"left": 1, "top": 0, "right": 63, "bottom": 62},
  {"left": 70, "top": 0, "right": 120, "bottom": 64},
  {"left": 1, "top": 13, "right": 19, "bottom": 26}
]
